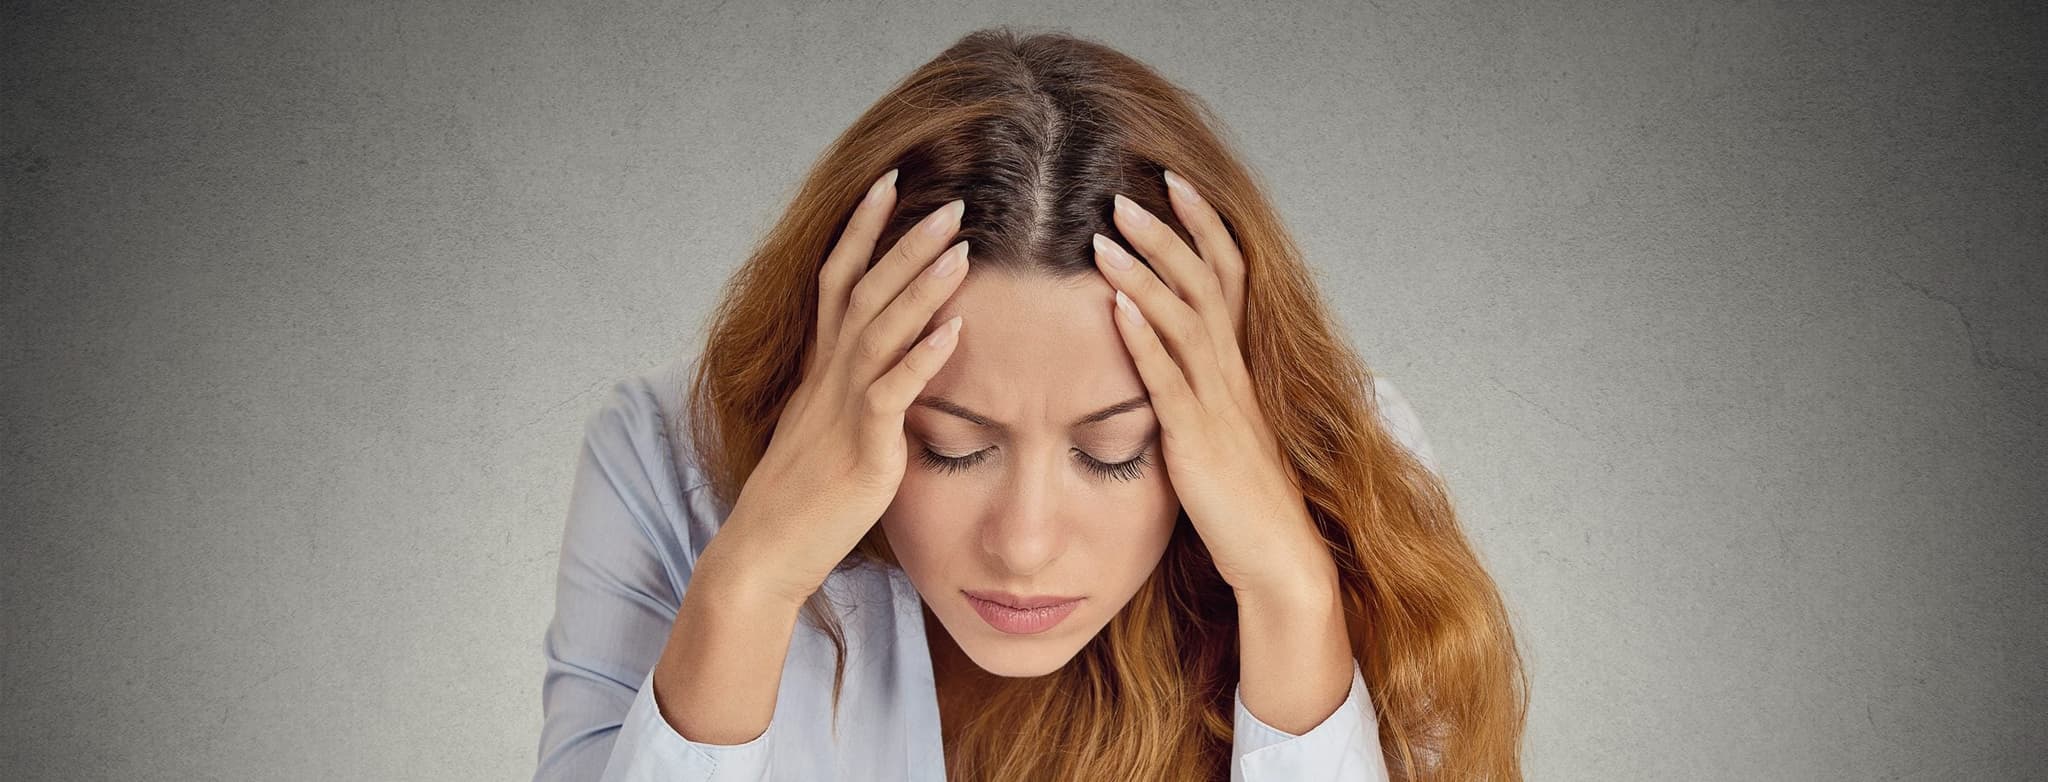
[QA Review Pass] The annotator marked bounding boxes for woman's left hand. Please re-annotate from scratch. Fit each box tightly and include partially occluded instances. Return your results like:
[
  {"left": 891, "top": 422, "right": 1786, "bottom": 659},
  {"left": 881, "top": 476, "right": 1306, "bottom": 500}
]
[{"left": 1091, "top": 172, "right": 1337, "bottom": 602}]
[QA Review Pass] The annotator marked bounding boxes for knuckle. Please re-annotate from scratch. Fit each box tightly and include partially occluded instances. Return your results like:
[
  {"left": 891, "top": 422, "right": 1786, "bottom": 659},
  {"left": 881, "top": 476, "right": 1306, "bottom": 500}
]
[
  {"left": 862, "top": 383, "right": 894, "bottom": 416},
  {"left": 855, "top": 329, "right": 891, "bottom": 363},
  {"left": 847, "top": 283, "right": 882, "bottom": 320},
  {"left": 898, "top": 358, "right": 927, "bottom": 385},
  {"left": 905, "top": 277, "right": 944, "bottom": 310},
  {"left": 873, "top": 243, "right": 907, "bottom": 275}
]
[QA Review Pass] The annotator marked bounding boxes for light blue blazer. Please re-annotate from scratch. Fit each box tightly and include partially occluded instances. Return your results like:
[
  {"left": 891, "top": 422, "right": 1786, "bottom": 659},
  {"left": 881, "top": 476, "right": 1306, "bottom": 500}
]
[{"left": 535, "top": 351, "right": 1440, "bottom": 781}]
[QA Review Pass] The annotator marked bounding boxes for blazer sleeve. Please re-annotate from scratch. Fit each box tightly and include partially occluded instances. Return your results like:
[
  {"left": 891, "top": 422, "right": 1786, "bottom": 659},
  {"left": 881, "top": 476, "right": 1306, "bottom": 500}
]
[
  {"left": 534, "top": 371, "right": 775, "bottom": 782},
  {"left": 1226, "top": 375, "right": 1438, "bottom": 782}
]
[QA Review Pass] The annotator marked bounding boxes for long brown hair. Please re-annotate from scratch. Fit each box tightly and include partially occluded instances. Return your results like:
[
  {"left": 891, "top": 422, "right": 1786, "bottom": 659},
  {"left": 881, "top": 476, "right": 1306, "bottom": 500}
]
[{"left": 679, "top": 26, "right": 1528, "bottom": 781}]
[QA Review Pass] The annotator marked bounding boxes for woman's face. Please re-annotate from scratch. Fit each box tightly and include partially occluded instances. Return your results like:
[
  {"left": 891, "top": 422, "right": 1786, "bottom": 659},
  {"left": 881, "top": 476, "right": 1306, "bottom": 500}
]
[{"left": 880, "top": 269, "right": 1181, "bottom": 678}]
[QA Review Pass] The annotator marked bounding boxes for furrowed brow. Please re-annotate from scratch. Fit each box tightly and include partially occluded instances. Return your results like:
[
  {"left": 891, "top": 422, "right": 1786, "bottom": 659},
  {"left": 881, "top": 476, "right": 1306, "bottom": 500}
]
[{"left": 910, "top": 394, "right": 1150, "bottom": 434}]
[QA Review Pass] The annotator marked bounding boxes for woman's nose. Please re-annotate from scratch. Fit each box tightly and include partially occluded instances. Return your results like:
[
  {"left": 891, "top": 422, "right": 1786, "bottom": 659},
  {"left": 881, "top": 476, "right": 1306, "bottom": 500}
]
[{"left": 978, "top": 453, "right": 1069, "bottom": 576}]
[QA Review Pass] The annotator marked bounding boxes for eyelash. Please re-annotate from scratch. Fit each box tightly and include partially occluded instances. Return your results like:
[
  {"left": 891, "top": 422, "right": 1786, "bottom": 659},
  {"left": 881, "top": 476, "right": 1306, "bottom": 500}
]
[{"left": 915, "top": 445, "right": 1153, "bottom": 482}]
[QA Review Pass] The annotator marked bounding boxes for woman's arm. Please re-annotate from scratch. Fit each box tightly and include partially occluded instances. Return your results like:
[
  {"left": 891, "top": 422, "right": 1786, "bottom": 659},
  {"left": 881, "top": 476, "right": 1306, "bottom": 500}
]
[
  {"left": 1233, "top": 569, "right": 1354, "bottom": 736},
  {"left": 535, "top": 374, "right": 786, "bottom": 782},
  {"left": 1228, "top": 547, "right": 1391, "bottom": 782},
  {"left": 1224, "top": 374, "right": 1435, "bottom": 781},
  {"left": 646, "top": 519, "right": 805, "bottom": 746}
]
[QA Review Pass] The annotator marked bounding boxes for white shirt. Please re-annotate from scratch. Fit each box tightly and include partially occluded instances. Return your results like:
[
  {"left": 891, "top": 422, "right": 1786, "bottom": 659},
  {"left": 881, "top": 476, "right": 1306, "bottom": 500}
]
[{"left": 535, "top": 351, "right": 1438, "bottom": 781}]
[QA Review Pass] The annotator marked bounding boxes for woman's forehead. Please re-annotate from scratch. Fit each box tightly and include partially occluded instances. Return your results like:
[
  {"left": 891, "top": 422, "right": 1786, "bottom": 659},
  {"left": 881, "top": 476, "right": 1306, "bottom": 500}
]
[
  {"left": 929, "top": 272, "right": 1128, "bottom": 363},
  {"left": 920, "top": 272, "right": 1145, "bottom": 426}
]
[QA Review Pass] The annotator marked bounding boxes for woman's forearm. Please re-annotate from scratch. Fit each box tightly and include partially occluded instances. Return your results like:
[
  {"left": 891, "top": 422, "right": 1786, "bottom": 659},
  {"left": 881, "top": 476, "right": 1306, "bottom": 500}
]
[
  {"left": 649, "top": 525, "right": 806, "bottom": 746},
  {"left": 1233, "top": 561, "right": 1354, "bottom": 735}
]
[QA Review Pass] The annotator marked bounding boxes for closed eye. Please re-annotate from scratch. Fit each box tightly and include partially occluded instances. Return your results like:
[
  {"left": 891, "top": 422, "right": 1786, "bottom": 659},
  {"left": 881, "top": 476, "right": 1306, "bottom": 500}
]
[{"left": 915, "top": 446, "right": 1152, "bottom": 482}]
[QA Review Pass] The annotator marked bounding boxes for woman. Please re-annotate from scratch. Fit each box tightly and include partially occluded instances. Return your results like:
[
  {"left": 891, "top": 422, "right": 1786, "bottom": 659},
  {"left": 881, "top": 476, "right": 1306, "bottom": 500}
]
[{"left": 536, "top": 28, "right": 1527, "bottom": 782}]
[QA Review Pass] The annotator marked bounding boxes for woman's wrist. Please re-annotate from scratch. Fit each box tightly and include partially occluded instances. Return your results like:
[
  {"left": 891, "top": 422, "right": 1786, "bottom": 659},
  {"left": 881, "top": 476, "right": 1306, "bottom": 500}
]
[
  {"left": 692, "top": 511, "right": 826, "bottom": 613},
  {"left": 652, "top": 526, "right": 810, "bottom": 745}
]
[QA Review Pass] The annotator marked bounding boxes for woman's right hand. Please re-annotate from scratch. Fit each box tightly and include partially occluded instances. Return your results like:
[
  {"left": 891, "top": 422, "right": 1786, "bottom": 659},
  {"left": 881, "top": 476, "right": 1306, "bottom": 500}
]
[{"left": 712, "top": 170, "right": 970, "bottom": 609}]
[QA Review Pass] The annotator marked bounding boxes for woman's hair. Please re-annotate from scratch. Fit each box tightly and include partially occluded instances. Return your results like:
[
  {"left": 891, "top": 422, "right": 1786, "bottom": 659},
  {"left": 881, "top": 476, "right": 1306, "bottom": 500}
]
[{"left": 679, "top": 26, "right": 1528, "bottom": 781}]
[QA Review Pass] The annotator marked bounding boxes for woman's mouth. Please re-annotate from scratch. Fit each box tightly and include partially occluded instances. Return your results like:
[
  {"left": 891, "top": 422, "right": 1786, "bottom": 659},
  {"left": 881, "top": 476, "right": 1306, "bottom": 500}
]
[{"left": 963, "top": 591, "right": 1084, "bottom": 635}]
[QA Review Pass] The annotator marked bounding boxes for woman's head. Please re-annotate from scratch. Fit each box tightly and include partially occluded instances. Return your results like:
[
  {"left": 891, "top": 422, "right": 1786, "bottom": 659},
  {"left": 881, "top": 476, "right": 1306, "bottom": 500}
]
[
  {"left": 684, "top": 27, "right": 1527, "bottom": 780},
  {"left": 883, "top": 268, "right": 1178, "bottom": 678}
]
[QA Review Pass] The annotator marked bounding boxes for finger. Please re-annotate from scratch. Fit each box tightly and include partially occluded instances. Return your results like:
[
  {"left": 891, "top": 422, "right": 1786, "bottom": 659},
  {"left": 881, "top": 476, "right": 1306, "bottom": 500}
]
[
  {"left": 1093, "top": 232, "right": 1228, "bottom": 406},
  {"left": 1162, "top": 170, "right": 1248, "bottom": 353},
  {"left": 1162, "top": 169, "right": 1256, "bottom": 405},
  {"left": 1112, "top": 192, "right": 1231, "bottom": 348},
  {"left": 836, "top": 199, "right": 965, "bottom": 372},
  {"left": 1111, "top": 193, "right": 1246, "bottom": 410},
  {"left": 1108, "top": 289, "right": 1201, "bottom": 429},
  {"left": 816, "top": 169, "right": 899, "bottom": 378},
  {"left": 849, "top": 239, "right": 970, "bottom": 386},
  {"left": 861, "top": 314, "right": 964, "bottom": 460}
]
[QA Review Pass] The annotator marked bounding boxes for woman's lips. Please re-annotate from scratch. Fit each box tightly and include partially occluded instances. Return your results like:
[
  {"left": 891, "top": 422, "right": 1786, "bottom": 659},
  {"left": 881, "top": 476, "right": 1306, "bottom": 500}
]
[
  {"left": 963, "top": 590, "right": 1084, "bottom": 609},
  {"left": 964, "top": 592, "right": 1083, "bottom": 635}
]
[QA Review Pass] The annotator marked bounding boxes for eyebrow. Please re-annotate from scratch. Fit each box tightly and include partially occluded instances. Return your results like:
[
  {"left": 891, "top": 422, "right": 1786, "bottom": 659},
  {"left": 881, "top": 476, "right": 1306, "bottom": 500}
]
[{"left": 910, "top": 394, "right": 1151, "bottom": 433}]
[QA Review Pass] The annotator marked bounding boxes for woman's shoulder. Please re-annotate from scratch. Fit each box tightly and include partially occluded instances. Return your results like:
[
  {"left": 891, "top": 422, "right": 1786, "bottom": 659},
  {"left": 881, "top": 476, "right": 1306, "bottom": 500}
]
[
  {"left": 1370, "top": 373, "right": 1440, "bottom": 474},
  {"left": 575, "top": 351, "right": 729, "bottom": 568},
  {"left": 647, "top": 350, "right": 713, "bottom": 489},
  {"left": 583, "top": 350, "right": 710, "bottom": 484}
]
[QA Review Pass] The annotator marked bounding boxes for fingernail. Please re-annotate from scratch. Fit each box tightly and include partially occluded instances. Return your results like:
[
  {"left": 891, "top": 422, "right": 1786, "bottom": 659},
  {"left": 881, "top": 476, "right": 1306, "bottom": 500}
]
[
  {"left": 1094, "top": 233, "right": 1133, "bottom": 270},
  {"left": 928, "top": 240, "right": 967, "bottom": 277},
  {"left": 1163, "top": 169, "right": 1193, "bottom": 200},
  {"left": 867, "top": 168, "right": 898, "bottom": 204},
  {"left": 1115, "top": 289, "right": 1144, "bottom": 326},
  {"left": 1113, "top": 193, "right": 1149, "bottom": 224},
  {"left": 926, "top": 199, "right": 964, "bottom": 235},
  {"left": 927, "top": 315, "right": 961, "bottom": 349}
]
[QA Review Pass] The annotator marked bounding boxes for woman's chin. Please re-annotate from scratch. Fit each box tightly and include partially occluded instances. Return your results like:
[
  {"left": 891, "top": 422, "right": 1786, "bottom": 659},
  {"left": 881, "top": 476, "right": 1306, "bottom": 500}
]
[
  {"left": 959, "top": 647, "right": 1072, "bottom": 678},
  {"left": 949, "top": 620, "right": 1108, "bottom": 678}
]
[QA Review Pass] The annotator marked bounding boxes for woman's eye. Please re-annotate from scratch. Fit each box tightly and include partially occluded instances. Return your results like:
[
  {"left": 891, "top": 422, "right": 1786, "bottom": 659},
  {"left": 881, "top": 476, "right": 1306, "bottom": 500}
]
[
  {"left": 915, "top": 446, "right": 992, "bottom": 475},
  {"left": 1078, "top": 449, "right": 1151, "bottom": 482},
  {"left": 914, "top": 446, "right": 1151, "bottom": 482}
]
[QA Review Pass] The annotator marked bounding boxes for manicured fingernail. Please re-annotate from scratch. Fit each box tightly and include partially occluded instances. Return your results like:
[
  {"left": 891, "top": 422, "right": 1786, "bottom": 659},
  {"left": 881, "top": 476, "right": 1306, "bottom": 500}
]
[
  {"left": 927, "top": 315, "right": 962, "bottom": 348},
  {"left": 1113, "top": 193, "right": 1150, "bottom": 225},
  {"left": 1093, "top": 233, "right": 1133, "bottom": 270},
  {"left": 867, "top": 169, "right": 898, "bottom": 204},
  {"left": 1163, "top": 169, "right": 1194, "bottom": 200},
  {"left": 926, "top": 199, "right": 964, "bottom": 235},
  {"left": 928, "top": 240, "right": 967, "bottom": 277},
  {"left": 1115, "top": 289, "right": 1144, "bottom": 326}
]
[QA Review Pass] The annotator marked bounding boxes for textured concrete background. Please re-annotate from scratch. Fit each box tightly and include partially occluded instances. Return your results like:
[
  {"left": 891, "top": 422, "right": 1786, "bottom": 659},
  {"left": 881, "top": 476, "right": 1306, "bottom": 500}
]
[{"left": 4, "top": 1, "right": 2043, "bottom": 779}]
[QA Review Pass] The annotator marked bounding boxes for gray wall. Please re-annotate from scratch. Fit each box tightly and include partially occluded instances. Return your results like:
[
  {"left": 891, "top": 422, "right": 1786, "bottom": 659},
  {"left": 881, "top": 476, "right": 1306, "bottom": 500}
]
[{"left": 4, "top": 1, "right": 2042, "bottom": 779}]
